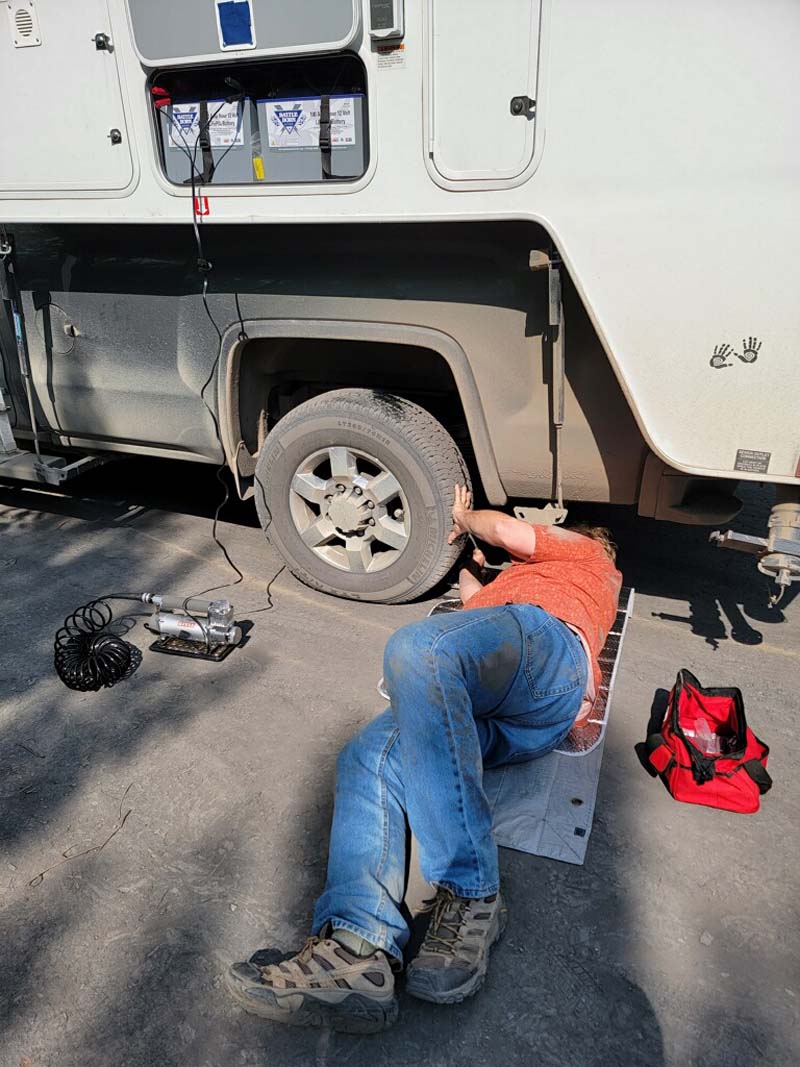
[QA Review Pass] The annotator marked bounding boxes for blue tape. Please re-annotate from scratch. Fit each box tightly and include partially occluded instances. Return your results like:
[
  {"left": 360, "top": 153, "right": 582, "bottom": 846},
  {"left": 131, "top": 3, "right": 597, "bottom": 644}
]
[{"left": 217, "top": 1, "right": 254, "bottom": 48}]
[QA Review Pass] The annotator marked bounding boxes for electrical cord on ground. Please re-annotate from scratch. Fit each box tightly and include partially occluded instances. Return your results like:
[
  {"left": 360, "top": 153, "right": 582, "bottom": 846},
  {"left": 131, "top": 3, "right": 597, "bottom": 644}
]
[
  {"left": 156, "top": 93, "right": 280, "bottom": 624},
  {"left": 152, "top": 103, "right": 243, "bottom": 640},
  {"left": 51, "top": 90, "right": 281, "bottom": 690}
]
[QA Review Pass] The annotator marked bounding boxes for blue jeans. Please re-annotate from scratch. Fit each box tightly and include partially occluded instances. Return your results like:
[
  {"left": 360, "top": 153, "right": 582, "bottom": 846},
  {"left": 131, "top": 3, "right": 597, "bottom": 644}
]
[{"left": 311, "top": 604, "right": 587, "bottom": 961}]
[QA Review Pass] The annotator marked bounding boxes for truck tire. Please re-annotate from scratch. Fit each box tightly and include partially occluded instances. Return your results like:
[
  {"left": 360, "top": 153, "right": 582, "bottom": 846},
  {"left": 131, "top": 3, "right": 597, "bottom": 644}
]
[{"left": 254, "top": 389, "right": 471, "bottom": 603}]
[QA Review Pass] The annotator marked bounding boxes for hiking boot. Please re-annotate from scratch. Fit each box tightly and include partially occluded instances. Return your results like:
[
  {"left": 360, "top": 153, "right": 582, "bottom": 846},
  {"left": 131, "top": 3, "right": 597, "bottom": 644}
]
[
  {"left": 405, "top": 888, "right": 507, "bottom": 1004},
  {"left": 226, "top": 936, "right": 398, "bottom": 1033}
]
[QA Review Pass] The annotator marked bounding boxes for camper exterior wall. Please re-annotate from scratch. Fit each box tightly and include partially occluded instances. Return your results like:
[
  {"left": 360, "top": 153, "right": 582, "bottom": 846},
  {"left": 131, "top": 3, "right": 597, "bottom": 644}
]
[{"left": 0, "top": 0, "right": 798, "bottom": 489}]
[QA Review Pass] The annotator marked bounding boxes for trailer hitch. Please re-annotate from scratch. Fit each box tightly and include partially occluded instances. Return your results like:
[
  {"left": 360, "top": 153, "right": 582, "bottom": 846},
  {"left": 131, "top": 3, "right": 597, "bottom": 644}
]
[{"left": 711, "top": 500, "right": 800, "bottom": 606}]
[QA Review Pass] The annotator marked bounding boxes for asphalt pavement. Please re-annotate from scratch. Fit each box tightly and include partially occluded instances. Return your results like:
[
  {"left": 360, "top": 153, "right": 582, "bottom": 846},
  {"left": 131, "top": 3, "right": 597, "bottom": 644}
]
[{"left": 0, "top": 460, "right": 797, "bottom": 1067}]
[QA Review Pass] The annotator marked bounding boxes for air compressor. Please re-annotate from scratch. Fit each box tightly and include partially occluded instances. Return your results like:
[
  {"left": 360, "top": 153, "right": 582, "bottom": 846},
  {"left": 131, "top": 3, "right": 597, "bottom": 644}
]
[
  {"left": 141, "top": 593, "right": 243, "bottom": 652},
  {"left": 53, "top": 592, "right": 244, "bottom": 692}
]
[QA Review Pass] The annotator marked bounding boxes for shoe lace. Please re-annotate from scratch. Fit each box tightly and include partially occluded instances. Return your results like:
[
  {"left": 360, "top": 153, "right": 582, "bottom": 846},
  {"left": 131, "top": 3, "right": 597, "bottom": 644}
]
[
  {"left": 423, "top": 889, "right": 469, "bottom": 957},
  {"left": 296, "top": 936, "right": 321, "bottom": 965},
  {"left": 258, "top": 936, "right": 319, "bottom": 975}
]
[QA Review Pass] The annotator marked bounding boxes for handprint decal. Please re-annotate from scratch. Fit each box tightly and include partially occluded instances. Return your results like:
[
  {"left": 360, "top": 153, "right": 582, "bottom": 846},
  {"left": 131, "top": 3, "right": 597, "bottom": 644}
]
[
  {"left": 738, "top": 336, "right": 761, "bottom": 363},
  {"left": 710, "top": 343, "right": 734, "bottom": 369},
  {"left": 710, "top": 336, "right": 761, "bottom": 369}
]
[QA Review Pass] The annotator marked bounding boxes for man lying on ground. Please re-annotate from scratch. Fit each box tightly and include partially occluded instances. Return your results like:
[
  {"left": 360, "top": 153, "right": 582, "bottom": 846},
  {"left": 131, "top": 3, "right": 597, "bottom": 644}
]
[{"left": 227, "top": 485, "right": 622, "bottom": 1032}]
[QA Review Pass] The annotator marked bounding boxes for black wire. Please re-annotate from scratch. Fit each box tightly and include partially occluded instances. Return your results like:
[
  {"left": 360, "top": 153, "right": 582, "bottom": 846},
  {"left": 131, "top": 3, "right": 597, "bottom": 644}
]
[
  {"left": 204, "top": 101, "right": 245, "bottom": 179},
  {"left": 234, "top": 291, "right": 248, "bottom": 341},
  {"left": 242, "top": 552, "right": 284, "bottom": 615},
  {"left": 190, "top": 281, "right": 245, "bottom": 601},
  {"left": 50, "top": 92, "right": 286, "bottom": 690},
  {"left": 244, "top": 469, "right": 280, "bottom": 614},
  {"left": 162, "top": 96, "right": 235, "bottom": 268},
  {"left": 159, "top": 100, "right": 279, "bottom": 622},
  {"left": 161, "top": 104, "right": 244, "bottom": 583}
]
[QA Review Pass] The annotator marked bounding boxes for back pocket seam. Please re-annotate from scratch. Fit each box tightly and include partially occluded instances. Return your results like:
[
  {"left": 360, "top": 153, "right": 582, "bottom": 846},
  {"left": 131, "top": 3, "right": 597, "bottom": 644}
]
[{"left": 525, "top": 623, "right": 583, "bottom": 699}]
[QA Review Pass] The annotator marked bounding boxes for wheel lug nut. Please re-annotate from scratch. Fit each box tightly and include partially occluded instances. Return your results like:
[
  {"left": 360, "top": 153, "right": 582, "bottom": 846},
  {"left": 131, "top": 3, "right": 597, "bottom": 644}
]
[
  {"left": 336, "top": 484, "right": 345, "bottom": 493},
  {"left": 366, "top": 500, "right": 374, "bottom": 509},
  {"left": 367, "top": 517, "right": 375, "bottom": 526},
  {"left": 354, "top": 486, "right": 363, "bottom": 495}
]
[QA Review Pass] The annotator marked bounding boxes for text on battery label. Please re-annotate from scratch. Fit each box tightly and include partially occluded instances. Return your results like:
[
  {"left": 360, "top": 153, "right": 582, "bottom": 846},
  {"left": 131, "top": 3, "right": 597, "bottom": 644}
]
[
  {"left": 168, "top": 102, "right": 244, "bottom": 149},
  {"left": 265, "top": 98, "right": 357, "bottom": 150}
]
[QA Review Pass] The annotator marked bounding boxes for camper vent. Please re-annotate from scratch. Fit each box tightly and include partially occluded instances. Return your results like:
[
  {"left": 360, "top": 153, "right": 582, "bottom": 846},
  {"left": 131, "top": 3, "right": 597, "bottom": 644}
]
[
  {"left": 7, "top": 1, "right": 41, "bottom": 47},
  {"left": 15, "top": 8, "right": 32, "bottom": 35}
]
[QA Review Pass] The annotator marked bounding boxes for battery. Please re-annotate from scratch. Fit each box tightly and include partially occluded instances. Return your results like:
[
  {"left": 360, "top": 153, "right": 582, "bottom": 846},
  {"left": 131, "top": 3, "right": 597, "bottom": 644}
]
[
  {"left": 257, "top": 93, "right": 367, "bottom": 182},
  {"left": 159, "top": 98, "right": 262, "bottom": 185}
]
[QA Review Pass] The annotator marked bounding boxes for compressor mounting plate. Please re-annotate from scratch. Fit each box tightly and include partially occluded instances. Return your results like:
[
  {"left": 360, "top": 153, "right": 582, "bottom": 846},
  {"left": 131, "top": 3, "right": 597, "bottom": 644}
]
[{"left": 149, "top": 635, "right": 238, "bottom": 662}]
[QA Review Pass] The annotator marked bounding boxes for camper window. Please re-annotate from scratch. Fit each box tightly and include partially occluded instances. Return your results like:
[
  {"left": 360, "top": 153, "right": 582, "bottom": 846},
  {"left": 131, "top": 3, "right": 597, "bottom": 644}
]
[{"left": 151, "top": 53, "right": 368, "bottom": 187}]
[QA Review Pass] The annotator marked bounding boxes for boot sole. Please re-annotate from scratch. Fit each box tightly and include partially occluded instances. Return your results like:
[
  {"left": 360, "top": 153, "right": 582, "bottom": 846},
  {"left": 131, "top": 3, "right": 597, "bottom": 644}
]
[
  {"left": 225, "top": 970, "right": 399, "bottom": 1033},
  {"left": 405, "top": 904, "right": 508, "bottom": 1006}
]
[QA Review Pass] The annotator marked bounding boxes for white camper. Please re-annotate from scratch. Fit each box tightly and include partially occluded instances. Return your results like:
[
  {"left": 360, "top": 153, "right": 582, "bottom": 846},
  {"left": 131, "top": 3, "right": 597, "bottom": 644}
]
[{"left": 0, "top": 0, "right": 798, "bottom": 602}]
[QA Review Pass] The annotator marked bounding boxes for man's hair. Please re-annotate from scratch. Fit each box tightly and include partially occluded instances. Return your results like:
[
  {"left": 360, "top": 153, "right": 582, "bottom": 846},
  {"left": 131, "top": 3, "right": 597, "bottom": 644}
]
[{"left": 570, "top": 524, "right": 618, "bottom": 563}]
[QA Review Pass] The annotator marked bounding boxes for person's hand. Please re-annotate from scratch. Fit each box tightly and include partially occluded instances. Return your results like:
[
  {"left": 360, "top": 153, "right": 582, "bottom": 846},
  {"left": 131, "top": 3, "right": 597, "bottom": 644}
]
[
  {"left": 448, "top": 484, "right": 473, "bottom": 544},
  {"left": 471, "top": 546, "right": 486, "bottom": 568}
]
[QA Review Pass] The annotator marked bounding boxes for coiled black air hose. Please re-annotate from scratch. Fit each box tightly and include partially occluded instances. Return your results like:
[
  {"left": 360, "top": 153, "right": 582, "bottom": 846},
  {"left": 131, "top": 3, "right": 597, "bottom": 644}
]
[{"left": 53, "top": 597, "right": 142, "bottom": 692}]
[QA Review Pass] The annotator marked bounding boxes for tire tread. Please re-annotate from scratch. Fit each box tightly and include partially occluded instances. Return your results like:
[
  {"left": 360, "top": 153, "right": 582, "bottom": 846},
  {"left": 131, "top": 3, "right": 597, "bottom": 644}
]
[{"left": 256, "top": 389, "right": 470, "bottom": 603}]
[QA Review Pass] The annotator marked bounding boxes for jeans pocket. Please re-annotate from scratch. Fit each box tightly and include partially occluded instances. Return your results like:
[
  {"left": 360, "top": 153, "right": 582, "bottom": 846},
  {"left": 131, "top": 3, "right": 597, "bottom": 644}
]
[{"left": 523, "top": 619, "right": 583, "bottom": 701}]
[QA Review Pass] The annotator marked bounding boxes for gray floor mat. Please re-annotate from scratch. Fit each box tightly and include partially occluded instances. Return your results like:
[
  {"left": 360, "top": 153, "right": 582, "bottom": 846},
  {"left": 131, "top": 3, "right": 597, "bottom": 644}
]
[
  {"left": 486, "top": 588, "right": 635, "bottom": 865},
  {"left": 381, "top": 589, "right": 635, "bottom": 866},
  {"left": 484, "top": 738, "right": 607, "bottom": 865}
]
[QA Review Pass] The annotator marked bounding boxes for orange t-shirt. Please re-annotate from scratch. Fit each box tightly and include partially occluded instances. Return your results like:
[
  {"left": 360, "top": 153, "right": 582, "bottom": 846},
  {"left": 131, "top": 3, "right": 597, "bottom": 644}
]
[{"left": 463, "top": 526, "right": 622, "bottom": 695}]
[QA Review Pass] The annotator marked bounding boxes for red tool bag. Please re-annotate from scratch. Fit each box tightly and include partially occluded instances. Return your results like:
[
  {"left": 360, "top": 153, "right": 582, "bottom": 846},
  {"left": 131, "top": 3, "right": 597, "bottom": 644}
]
[{"left": 646, "top": 669, "right": 772, "bottom": 814}]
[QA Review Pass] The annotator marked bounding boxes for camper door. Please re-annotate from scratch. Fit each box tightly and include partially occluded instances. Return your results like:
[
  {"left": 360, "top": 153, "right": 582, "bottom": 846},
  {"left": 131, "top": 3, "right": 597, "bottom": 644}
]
[
  {"left": 427, "top": 0, "right": 540, "bottom": 184},
  {"left": 0, "top": 0, "right": 133, "bottom": 194}
]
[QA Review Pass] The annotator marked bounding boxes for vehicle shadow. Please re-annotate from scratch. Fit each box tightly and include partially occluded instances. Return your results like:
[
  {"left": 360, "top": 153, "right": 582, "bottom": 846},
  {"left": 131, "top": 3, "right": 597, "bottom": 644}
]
[{"left": 561, "top": 483, "right": 795, "bottom": 649}]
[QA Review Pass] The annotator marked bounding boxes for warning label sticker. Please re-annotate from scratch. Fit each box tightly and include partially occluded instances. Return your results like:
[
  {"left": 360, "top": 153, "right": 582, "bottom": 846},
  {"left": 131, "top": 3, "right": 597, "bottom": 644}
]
[
  {"left": 376, "top": 43, "right": 406, "bottom": 70},
  {"left": 734, "top": 448, "right": 771, "bottom": 474},
  {"left": 265, "top": 97, "right": 357, "bottom": 150},
  {"left": 169, "top": 102, "right": 244, "bottom": 149}
]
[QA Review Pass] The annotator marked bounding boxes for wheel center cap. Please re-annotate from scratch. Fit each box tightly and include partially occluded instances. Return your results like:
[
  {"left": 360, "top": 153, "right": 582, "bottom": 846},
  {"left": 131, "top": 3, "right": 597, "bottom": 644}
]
[{"left": 327, "top": 495, "right": 368, "bottom": 536}]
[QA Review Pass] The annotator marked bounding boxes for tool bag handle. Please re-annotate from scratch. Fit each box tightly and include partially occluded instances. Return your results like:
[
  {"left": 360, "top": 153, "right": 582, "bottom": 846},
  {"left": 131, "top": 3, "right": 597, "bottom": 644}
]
[{"left": 742, "top": 756, "right": 773, "bottom": 795}]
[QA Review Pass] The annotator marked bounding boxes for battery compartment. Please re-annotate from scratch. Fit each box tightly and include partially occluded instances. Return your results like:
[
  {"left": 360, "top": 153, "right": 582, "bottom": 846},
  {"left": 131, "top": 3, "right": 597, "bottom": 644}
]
[{"left": 152, "top": 53, "right": 368, "bottom": 186}]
